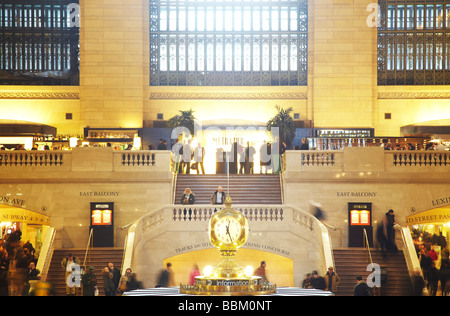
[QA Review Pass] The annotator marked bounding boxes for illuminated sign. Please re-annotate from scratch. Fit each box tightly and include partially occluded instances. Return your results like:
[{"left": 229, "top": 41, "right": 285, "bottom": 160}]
[
  {"left": 350, "top": 210, "right": 371, "bottom": 226},
  {"left": 90, "top": 202, "right": 113, "bottom": 226}
]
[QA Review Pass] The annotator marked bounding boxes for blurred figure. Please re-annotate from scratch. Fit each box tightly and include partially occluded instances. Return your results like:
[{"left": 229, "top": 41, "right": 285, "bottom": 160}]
[
  {"left": 309, "top": 200, "right": 327, "bottom": 221},
  {"left": 259, "top": 141, "right": 271, "bottom": 174},
  {"left": 189, "top": 264, "right": 201, "bottom": 285},
  {"left": 156, "top": 262, "right": 174, "bottom": 287},
  {"left": 302, "top": 273, "right": 312, "bottom": 289},
  {"left": 193, "top": 143, "right": 205, "bottom": 174},
  {"left": 0, "top": 246, "right": 9, "bottom": 296},
  {"left": 254, "top": 261, "right": 268, "bottom": 283},
  {"left": 300, "top": 138, "right": 309, "bottom": 150},
  {"left": 118, "top": 268, "right": 133, "bottom": 294},
  {"left": 411, "top": 269, "right": 425, "bottom": 296},
  {"left": 126, "top": 273, "right": 144, "bottom": 291}
]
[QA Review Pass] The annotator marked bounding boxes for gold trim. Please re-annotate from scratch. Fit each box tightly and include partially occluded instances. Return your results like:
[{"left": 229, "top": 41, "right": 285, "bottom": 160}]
[
  {"left": 0, "top": 92, "right": 79, "bottom": 100},
  {"left": 150, "top": 92, "right": 307, "bottom": 100},
  {"left": 378, "top": 91, "right": 450, "bottom": 99}
]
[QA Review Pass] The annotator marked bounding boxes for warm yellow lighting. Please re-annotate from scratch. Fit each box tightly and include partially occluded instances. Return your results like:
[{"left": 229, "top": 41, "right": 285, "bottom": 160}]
[
  {"left": 203, "top": 265, "right": 213, "bottom": 277},
  {"left": 69, "top": 137, "right": 78, "bottom": 148},
  {"left": 244, "top": 265, "right": 254, "bottom": 277},
  {"left": 133, "top": 136, "right": 142, "bottom": 149}
]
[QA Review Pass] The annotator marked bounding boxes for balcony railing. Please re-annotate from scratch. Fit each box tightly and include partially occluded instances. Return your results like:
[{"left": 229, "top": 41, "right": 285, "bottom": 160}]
[{"left": 0, "top": 151, "right": 65, "bottom": 167}]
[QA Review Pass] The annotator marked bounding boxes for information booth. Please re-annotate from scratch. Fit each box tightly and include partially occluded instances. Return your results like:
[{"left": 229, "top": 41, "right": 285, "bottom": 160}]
[
  {"left": 348, "top": 202, "right": 373, "bottom": 247},
  {"left": 90, "top": 202, "right": 114, "bottom": 247}
]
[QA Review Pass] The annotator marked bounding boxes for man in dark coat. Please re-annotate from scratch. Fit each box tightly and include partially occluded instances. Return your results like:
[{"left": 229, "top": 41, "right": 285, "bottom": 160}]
[
  {"left": 82, "top": 266, "right": 97, "bottom": 296},
  {"left": 353, "top": 275, "right": 373, "bottom": 296},
  {"left": 310, "top": 271, "right": 326, "bottom": 290},
  {"left": 108, "top": 262, "right": 121, "bottom": 296}
]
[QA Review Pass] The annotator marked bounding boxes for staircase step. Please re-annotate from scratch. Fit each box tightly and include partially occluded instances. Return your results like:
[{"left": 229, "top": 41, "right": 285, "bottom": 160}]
[
  {"left": 333, "top": 248, "right": 414, "bottom": 296},
  {"left": 47, "top": 248, "right": 124, "bottom": 296},
  {"left": 175, "top": 174, "right": 282, "bottom": 204}
]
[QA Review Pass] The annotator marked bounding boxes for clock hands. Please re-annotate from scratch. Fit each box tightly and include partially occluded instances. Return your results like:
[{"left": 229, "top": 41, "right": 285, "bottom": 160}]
[{"left": 226, "top": 220, "right": 233, "bottom": 243}]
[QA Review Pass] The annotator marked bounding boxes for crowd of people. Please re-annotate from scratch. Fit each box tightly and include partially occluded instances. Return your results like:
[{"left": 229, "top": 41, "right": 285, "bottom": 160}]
[
  {"left": 60, "top": 253, "right": 144, "bottom": 296},
  {"left": 171, "top": 137, "right": 287, "bottom": 175},
  {"left": 413, "top": 230, "right": 450, "bottom": 296},
  {"left": 0, "top": 230, "right": 40, "bottom": 296}
]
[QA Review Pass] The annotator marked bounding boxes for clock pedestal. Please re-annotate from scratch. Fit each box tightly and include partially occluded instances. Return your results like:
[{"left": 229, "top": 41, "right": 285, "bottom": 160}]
[{"left": 179, "top": 197, "right": 277, "bottom": 296}]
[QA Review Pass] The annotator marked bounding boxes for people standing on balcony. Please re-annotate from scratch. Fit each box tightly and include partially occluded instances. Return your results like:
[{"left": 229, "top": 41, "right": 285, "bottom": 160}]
[
  {"left": 300, "top": 138, "right": 309, "bottom": 150},
  {"left": 193, "top": 142, "right": 205, "bottom": 174},
  {"left": 238, "top": 143, "right": 246, "bottom": 174},
  {"left": 157, "top": 138, "right": 167, "bottom": 150},
  {"left": 211, "top": 186, "right": 226, "bottom": 205},
  {"left": 182, "top": 139, "right": 193, "bottom": 174},
  {"left": 172, "top": 138, "right": 183, "bottom": 174},
  {"left": 259, "top": 141, "right": 271, "bottom": 174},
  {"left": 181, "top": 188, "right": 195, "bottom": 205},
  {"left": 245, "top": 142, "right": 256, "bottom": 174}
]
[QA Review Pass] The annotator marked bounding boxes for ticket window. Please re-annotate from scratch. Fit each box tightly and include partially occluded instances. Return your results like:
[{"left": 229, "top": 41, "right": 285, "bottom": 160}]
[
  {"left": 348, "top": 203, "right": 373, "bottom": 247},
  {"left": 90, "top": 203, "right": 114, "bottom": 247}
]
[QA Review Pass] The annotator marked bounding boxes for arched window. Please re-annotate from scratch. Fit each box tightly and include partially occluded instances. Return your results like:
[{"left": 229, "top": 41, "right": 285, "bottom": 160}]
[{"left": 150, "top": 0, "right": 308, "bottom": 86}]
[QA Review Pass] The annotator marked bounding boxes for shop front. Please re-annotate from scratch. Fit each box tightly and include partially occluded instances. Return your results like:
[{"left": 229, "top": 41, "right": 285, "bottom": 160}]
[
  {"left": 0, "top": 204, "right": 50, "bottom": 256},
  {"left": 406, "top": 206, "right": 450, "bottom": 267}
]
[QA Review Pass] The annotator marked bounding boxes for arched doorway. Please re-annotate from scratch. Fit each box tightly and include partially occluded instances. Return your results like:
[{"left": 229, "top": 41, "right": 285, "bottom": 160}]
[
  {"left": 406, "top": 206, "right": 450, "bottom": 267},
  {"left": 162, "top": 248, "right": 294, "bottom": 287},
  {"left": 0, "top": 204, "right": 50, "bottom": 255}
]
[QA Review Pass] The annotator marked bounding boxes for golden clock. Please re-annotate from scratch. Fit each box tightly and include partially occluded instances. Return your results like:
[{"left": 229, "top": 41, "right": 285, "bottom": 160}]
[
  {"left": 209, "top": 199, "right": 249, "bottom": 250},
  {"left": 179, "top": 196, "right": 276, "bottom": 295}
]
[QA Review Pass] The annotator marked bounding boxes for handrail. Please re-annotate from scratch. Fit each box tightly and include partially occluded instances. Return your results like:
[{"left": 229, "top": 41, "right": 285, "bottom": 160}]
[
  {"left": 322, "top": 223, "right": 343, "bottom": 248},
  {"left": 83, "top": 228, "right": 94, "bottom": 267},
  {"left": 172, "top": 171, "right": 178, "bottom": 204},
  {"left": 363, "top": 228, "right": 373, "bottom": 266},
  {"left": 35, "top": 227, "right": 56, "bottom": 281},
  {"left": 400, "top": 226, "right": 428, "bottom": 295}
]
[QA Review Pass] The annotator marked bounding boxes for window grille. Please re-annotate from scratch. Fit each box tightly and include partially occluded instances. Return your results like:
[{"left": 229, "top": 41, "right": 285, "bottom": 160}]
[
  {"left": 0, "top": 0, "right": 79, "bottom": 85},
  {"left": 378, "top": 0, "right": 450, "bottom": 85},
  {"left": 150, "top": 0, "right": 308, "bottom": 86}
]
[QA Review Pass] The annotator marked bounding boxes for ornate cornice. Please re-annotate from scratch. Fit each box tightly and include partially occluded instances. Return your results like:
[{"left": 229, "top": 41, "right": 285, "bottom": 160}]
[
  {"left": 378, "top": 91, "right": 450, "bottom": 99},
  {"left": 0, "top": 91, "right": 79, "bottom": 100},
  {"left": 150, "top": 92, "right": 307, "bottom": 100}
]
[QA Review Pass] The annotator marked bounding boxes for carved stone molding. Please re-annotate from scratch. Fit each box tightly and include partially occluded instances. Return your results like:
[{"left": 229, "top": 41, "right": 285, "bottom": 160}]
[
  {"left": 150, "top": 92, "right": 307, "bottom": 100},
  {"left": 378, "top": 91, "right": 450, "bottom": 99},
  {"left": 0, "top": 91, "right": 79, "bottom": 100}
]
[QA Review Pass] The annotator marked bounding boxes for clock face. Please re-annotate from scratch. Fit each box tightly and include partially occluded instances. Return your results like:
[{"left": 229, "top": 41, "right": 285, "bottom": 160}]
[{"left": 213, "top": 216, "right": 242, "bottom": 245}]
